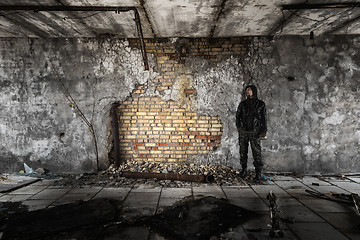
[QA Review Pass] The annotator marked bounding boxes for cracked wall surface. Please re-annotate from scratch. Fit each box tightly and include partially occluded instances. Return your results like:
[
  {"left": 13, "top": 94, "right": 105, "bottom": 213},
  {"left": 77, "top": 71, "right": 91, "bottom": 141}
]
[
  {"left": 0, "top": 38, "right": 154, "bottom": 173},
  {"left": 0, "top": 36, "right": 359, "bottom": 174}
]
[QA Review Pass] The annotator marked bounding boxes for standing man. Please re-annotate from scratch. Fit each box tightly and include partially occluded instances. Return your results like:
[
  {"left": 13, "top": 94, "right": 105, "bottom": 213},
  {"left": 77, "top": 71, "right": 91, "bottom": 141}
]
[{"left": 236, "top": 85, "right": 267, "bottom": 183}]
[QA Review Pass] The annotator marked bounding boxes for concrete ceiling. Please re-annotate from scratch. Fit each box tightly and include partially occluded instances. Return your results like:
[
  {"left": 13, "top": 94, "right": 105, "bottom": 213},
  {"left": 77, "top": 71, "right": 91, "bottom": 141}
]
[{"left": 0, "top": 0, "right": 359, "bottom": 38}]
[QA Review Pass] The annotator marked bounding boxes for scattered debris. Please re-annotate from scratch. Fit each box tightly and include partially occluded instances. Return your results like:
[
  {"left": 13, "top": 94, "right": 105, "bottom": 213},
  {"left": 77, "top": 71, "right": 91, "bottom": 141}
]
[
  {"left": 23, "top": 163, "right": 35, "bottom": 174},
  {"left": 261, "top": 174, "right": 272, "bottom": 181},
  {"left": 113, "top": 161, "right": 244, "bottom": 185},
  {"left": 55, "top": 161, "right": 272, "bottom": 188},
  {"left": 34, "top": 168, "right": 49, "bottom": 175},
  {"left": 0, "top": 176, "right": 9, "bottom": 181},
  {"left": 17, "top": 163, "right": 58, "bottom": 181},
  {"left": 267, "top": 192, "right": 284, "bottom": 238}
]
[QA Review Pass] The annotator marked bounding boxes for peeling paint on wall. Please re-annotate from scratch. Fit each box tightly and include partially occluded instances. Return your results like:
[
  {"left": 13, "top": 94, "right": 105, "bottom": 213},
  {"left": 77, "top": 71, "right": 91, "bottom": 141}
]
[
  {"left": 0, "top": 35, "right": 359, "bottom": 174},
  {"left": 0, "top": 38, "right": 155, "bottom": 173}
]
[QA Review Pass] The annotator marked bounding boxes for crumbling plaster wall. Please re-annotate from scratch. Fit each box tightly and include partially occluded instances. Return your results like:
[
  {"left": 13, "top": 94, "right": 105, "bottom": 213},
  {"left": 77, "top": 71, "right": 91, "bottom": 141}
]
[
  {"left": 0, "top": 35, "right": 359, "bottom": 174},
  {"left": 0, "top": 38, "right": 156, "bottom": 173},
  {"left": 187, "top": 36, "right": 359, "bottom": 174},
  {"left": 266, "top": 36, "right": 359, "bottom": 173}
]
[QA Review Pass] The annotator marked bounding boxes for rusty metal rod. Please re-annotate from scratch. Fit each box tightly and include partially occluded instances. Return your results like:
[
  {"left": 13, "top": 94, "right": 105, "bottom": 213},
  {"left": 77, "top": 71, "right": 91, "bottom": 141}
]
[
  {"left": 121, "top": 171, "right": 215, "bottom": 183},
  {"left": 0, "top": 5, "right": 137, "bottom": 12},
  {"left": 134, "top": 10, "right": 149, "bottom": 71}
]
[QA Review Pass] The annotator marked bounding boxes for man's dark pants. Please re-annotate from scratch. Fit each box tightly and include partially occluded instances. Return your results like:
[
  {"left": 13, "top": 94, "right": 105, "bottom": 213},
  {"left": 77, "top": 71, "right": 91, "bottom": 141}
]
[{"left": 238, "top": 130, "right": 263, "bottom": 169}]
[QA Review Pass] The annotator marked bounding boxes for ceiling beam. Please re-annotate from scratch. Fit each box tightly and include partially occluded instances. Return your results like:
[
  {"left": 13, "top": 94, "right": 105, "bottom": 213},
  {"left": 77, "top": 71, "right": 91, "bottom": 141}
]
[
  {"left": 55, "top": 0, "right": 97, "bottom": 37},
  {"left": 0, "top": 5, "right": 149, "bottom": 70},
  {"left": 268, "top": 10, "right": 297, "bottom": 36},
  {"left": 323, "top": 14, "right": 360, "bottom": 35},
  {"left": 282, "top": 2, "right": 360, "bottom": 10},
  {"left": 0, "top": 13, "right": 48, "bottom": 37}
]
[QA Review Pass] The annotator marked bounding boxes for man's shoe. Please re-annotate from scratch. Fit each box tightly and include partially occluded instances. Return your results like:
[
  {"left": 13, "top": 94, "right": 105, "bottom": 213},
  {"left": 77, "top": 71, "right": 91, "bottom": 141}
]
[
  {"left": 254, "top": 169, "right": 262, "bottom": 183},
  {"left": 239, "top": 168, "right": 247, "bottom": 178}
]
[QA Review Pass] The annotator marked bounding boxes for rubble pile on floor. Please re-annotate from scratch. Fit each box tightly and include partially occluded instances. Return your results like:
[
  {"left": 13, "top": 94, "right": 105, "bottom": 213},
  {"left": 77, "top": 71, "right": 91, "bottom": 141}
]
[{"left": 55, "top": 161, "right": 264, "bottom": 187}]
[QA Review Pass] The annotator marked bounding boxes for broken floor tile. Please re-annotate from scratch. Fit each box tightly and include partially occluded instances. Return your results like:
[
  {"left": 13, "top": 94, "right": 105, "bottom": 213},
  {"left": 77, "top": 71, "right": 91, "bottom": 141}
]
[
  {"left": 93, "top": 187, "right": 131, "bottom": 200},
  {"left": 242, "top": 212, "right": 288, "bottom": 231},
  {"left": 228, "top": 197, "right": 269, "bottom": 212},
  {"left": 7, "top": 185, "right": 47, "bottom": 195},
  {"left": 270, "top": 175, "right": 296, "bottom": 181},
  {"left": 306, "top": 185, "right": 351, "bottom": 195},
  {"left": 22, "top": 199, "right": 54, "bottom": 211},
  {"left": 299, "top": 198, "right": 354, "bottom": 213},
  {"left": 52, "top": 193, "right": 96, "bottom": 206},
  {"left": 329, "top": 181, "right": 360, "bottom": 191},
  {"left": 29, "top": 188, "right": 70, "bottom": 200},
  {"left": 67, "top": 186, "right": 103, "bottom": 194},
  {"left": 278, "top": 206, "right": 325, "bottom": 223},
  {"left": 0, "top": 194, "right": 33, "bottom": 202},
  {"left": 192, "top": 185, "right": 226, "bottom": 198},
  {"left": 287, "top": 222, "right": 348, "bottom": 240},
  {"left": 251, "top": 185, "right": 290, "bottom": 199},
  {"left": 221, "top": 186, "right": 258, "bottom": 198},
  {"left": 318, "top": 212, "right": 360, "bottom": 237},
  {"left": 347, "top": 177, "right": 360, "bottom": 184},
  {"left": 160, "top": 187, "right": 192, "bottom": 198},
  {"left": 274, "top": 180, "right": 309, "bottom": 191},
  {"left": 296, "top": 176, "right": 332, "bottom": 186}
]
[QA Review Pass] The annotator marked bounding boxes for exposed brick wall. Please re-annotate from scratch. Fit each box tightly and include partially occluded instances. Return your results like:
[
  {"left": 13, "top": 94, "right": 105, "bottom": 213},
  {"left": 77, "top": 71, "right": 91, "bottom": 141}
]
[
  {"left": 117, "top": 38, "right": 254, "bottom": 163},
  {"left": 117, "top": 86, "right": 222, "bottom": 162}
]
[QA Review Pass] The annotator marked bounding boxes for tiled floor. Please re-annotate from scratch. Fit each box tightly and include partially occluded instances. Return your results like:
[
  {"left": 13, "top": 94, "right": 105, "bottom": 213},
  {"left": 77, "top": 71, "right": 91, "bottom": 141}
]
[{"left": 1, "top": 175, "right": 360, "bottom": 239}]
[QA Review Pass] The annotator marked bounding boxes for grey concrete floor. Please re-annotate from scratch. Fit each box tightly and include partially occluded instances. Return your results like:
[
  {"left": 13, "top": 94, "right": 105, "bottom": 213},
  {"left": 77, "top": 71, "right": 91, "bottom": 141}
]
[{"left": 1, "top": 175, "right": 360, "bottom": 240}]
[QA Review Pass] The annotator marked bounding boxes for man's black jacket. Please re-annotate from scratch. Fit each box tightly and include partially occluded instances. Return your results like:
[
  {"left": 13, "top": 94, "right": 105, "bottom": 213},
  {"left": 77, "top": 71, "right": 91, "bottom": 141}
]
[{"left": 236, "top": 97, "right": 267, "bottom": 136}]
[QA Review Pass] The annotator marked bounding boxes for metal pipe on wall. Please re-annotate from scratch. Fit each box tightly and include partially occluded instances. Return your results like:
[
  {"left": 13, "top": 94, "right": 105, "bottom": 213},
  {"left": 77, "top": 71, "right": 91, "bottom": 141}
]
[
  {"left": 111, "top": 102, "right": 121, "bottom": 168},
  {"left": 282, "top": 3, "right": 360, "bottom": 10}
]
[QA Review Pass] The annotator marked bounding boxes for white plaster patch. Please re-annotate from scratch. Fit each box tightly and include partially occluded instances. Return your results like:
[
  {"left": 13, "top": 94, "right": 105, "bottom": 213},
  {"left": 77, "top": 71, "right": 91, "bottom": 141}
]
[
  {"left": 326, "top": 144, "right": 336, "bottom": 150},
  {"left": 293, "top": 90, "right": 305, "bottom": 109},
  {"left": 338, "top": 54, "right": 360, "bottom": 77},
  {"left": 0, "top": 123, "right": 6, "bottom": 135},
  {"left": 29, "top": 139, "right": 52, "bottom": 160},
  {"left": 304, "top": 145, "right": 316, "bottom": 155},
  {"left": 355, "top": 130, "right": 360, "bottom": 144},
  {"left": 323, "top": 111, "right": 345, "bottom": 125}
]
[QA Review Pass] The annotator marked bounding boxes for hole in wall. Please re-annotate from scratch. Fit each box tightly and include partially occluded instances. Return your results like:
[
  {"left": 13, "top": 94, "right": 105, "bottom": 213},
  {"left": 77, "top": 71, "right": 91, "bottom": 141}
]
[{"left": 287, "top": 76, "right": 296, "bottom": 81}]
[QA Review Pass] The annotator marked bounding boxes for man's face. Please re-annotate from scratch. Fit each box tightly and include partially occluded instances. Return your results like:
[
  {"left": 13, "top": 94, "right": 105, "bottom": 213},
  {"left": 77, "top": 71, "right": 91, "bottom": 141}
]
[{"left": 246, "top": 87, "right": 253, "bottom": 98}]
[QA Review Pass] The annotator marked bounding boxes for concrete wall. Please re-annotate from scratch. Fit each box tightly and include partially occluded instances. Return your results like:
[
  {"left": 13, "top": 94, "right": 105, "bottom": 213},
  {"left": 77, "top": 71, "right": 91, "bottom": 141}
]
[{"left": 0, "top": 36, "right": 359, "bottom": 174}]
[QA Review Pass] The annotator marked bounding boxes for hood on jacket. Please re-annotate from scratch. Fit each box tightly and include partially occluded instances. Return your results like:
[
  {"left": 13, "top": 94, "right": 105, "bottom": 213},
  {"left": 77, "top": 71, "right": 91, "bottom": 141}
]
[{"left": 245, "top": 85, "right": 258, "bottom": 98}]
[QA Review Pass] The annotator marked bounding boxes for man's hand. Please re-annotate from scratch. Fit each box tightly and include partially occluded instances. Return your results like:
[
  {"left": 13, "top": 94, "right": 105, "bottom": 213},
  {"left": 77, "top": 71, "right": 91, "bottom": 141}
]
[{"left": 260, "top": 133, "right": 267, "bottom": 140}]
